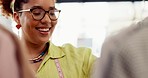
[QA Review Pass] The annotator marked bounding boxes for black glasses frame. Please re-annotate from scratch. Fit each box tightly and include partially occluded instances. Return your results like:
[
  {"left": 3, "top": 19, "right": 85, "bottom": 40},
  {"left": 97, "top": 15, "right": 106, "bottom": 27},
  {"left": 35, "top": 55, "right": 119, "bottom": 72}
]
[{"left": 18, "top": 8, "right": 61, "bottom": 21}]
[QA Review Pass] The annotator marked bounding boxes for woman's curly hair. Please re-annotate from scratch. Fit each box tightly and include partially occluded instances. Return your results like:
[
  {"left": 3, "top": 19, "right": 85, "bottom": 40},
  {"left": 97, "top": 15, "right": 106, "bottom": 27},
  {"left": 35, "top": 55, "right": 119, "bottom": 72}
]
[
  {"left": 0, "top": 0, "right": 13, "bottom": 16},
  {"left": 0, "top": 0, "right": 28, "bottom": 17}
]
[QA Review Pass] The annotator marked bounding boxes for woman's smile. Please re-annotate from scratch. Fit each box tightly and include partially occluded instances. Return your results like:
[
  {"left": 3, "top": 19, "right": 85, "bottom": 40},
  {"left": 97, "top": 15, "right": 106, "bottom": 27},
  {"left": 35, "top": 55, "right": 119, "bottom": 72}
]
[{"left": 35, "top": 27, "right": 51, "bottom": 35}]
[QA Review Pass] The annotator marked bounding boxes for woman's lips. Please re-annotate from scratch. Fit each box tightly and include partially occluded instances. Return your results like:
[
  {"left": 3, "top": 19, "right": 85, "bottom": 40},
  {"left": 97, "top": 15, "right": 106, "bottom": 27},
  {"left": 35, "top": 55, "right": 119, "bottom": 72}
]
[
  {"left": 35, "top": 27, "right": 51, "bottom": 35},
  {"left": 37, "top": 28, "right": 50, "bottom": 32}
]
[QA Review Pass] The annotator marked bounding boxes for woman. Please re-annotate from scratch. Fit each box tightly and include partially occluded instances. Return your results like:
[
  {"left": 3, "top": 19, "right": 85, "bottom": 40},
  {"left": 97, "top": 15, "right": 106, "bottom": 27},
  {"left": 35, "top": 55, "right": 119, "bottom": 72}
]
[
  {"left": 0, "top": 24, "right": 35, "bottom": 78},
  {"left": 0, "top": 0, "right": 96, "bottom": 78}
]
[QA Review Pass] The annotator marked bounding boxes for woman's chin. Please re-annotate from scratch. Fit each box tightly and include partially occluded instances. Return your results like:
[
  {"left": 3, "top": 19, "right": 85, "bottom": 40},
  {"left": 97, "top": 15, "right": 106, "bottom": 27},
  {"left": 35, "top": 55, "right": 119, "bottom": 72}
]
[{"left": 37, "top": 37, "right": 50, "bottom": 44}]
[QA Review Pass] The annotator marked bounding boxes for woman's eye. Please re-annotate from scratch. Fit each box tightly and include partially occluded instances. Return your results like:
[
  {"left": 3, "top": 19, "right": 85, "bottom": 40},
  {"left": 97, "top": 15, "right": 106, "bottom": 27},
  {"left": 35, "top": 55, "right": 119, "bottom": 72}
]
[
  {"left": 50, "top": 13, "right": 55, "bottom": 16},
  {"left": 33, "top": 12, "right": 41, "bottom": 16},
  {"left": 32, "top": 9, "right": 43, "bottom": 16}
]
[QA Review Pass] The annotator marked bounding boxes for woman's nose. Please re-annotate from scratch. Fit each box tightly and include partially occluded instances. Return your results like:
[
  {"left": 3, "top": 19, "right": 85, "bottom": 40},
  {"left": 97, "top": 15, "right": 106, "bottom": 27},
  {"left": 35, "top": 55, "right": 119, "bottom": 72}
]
[{"left": 41, "top": 13, "right": 51, "bottom": 23}]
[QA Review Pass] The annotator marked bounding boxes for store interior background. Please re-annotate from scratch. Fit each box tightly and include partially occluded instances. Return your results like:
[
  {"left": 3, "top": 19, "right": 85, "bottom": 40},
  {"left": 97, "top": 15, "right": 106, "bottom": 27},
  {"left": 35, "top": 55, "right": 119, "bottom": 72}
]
[{"left": 0, "top": 0, "right": 148, "bottom": 57}]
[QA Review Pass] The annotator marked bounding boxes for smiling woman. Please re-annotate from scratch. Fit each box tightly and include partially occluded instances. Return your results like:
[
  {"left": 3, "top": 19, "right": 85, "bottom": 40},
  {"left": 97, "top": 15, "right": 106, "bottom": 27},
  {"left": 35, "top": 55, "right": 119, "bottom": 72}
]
[{"left": 0, "top": 0, "right": 97, "bottom": 78}]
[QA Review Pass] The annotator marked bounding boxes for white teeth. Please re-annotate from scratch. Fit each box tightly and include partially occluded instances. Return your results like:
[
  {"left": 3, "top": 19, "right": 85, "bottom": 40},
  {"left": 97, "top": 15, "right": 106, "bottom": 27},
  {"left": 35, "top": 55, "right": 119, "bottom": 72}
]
[{"left": 38, "top": 28, "right": 49, "bottom": 32}]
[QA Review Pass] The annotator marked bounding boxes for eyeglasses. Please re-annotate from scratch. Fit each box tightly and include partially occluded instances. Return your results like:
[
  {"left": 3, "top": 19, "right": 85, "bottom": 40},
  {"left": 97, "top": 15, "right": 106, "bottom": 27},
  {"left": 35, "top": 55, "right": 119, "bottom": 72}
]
[{"left": 18, "top": 8, "right": 61, "bottom": 21}]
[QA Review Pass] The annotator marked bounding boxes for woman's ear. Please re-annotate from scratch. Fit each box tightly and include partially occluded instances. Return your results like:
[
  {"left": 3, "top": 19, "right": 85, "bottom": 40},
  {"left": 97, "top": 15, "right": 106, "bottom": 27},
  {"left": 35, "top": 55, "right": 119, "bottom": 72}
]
[
  {"left": 13, "top": 12, "right": 21, "bottom": 29},
  {"left": 13, "top": 12, "right": 21, "bottom": 24}
]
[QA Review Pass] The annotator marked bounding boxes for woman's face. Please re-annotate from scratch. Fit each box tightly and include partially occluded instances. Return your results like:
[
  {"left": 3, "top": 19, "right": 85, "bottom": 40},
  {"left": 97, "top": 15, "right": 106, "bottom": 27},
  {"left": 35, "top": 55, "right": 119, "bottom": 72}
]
[{"left": 17, "top": 0, "right": 57, "bottom": 44}]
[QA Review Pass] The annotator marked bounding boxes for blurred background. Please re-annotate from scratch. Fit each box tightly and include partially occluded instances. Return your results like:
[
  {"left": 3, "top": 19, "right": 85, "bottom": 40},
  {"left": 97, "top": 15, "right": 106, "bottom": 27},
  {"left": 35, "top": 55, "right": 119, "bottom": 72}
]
[{"left": 0, "top": 0, "right": 148, "bottom": 57}]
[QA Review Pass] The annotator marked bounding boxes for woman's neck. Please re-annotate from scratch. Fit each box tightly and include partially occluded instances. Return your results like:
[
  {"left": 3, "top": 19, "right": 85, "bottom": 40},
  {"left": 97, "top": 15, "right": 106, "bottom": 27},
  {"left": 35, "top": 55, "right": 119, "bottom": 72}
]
[{"left": 22, "top": 40, "right": 47, "bottom": 58}]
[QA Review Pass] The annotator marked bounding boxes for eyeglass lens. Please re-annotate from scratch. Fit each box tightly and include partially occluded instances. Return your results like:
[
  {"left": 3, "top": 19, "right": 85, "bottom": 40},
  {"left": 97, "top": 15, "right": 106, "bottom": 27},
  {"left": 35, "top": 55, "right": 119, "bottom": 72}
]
[{"left": 31, "top": 8, "right": 60, "bottom": 21}]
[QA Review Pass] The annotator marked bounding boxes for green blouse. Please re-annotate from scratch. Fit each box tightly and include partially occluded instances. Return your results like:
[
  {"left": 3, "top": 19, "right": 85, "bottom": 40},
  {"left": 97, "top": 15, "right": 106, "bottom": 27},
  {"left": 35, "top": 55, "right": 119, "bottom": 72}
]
[{"left": 36, "top": 41, "right": 97, "bottom": 78}]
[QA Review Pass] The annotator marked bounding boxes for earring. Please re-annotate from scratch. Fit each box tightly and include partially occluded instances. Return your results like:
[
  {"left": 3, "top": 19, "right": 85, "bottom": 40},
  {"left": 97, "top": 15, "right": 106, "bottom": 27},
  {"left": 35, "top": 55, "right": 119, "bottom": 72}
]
[
  {"left": 16, "top": 24, "right": 21, "bottom": 37},
  {"left": 16, "top": 24, "right": 21, "bottom": 29}
]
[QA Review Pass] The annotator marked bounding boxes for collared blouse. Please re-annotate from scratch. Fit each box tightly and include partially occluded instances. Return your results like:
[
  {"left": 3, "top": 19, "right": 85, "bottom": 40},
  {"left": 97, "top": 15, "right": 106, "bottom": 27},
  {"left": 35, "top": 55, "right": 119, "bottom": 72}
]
[{"left": 36, "top": 41, "right": 97, "bottom": 78}]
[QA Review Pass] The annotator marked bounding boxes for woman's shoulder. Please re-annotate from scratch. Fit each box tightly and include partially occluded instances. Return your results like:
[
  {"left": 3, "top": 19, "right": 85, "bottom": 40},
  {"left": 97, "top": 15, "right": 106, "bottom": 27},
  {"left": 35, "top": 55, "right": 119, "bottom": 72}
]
[
  {"left": 60, "top": 43, "right": 96, "bottom": 67},
  {"left": 50, "top": 42, "right": 96, "bottom": 61},
  {"left": 60, "top": 43, "right": 92, "bottom": 55}
]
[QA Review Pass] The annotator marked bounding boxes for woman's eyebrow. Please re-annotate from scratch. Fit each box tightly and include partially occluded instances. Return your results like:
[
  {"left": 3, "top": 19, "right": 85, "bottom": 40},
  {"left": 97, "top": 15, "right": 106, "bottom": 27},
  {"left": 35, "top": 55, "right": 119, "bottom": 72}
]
[
  {"left": 49, "top": 7, "right": 56, "bottom": 10},
  {"left": 31, "top": 6, "right": 43, "bottom": 9},
  {"left": 30, "top": 6, "right": 56, "bottom": 10}
]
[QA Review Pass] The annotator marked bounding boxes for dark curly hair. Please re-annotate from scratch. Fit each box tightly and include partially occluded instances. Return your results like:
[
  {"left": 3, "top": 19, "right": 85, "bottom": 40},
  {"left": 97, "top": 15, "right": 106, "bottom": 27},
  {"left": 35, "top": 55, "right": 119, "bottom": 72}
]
[{"left": 0, "top": 0, "right": 29, "bottom": 17}]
